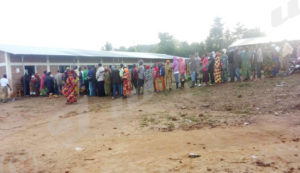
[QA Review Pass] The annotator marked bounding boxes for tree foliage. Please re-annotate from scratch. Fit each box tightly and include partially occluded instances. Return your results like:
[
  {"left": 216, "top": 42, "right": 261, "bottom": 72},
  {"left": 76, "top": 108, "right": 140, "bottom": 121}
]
[
  {"left": 113, "top": 17, "right": 265, "bottom": 57},
  {"left": 103, "top": 42, "right": 112, "bottom": 51}
]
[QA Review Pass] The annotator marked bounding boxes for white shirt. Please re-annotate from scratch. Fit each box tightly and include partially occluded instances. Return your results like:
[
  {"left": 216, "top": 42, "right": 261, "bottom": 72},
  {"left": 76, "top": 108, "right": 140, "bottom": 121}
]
[
  {"left": 0, "top": 78, "right": 9, "bottom": 87},
  {"left": 96, "top": 66, "right": 105, "bottom": 82}
]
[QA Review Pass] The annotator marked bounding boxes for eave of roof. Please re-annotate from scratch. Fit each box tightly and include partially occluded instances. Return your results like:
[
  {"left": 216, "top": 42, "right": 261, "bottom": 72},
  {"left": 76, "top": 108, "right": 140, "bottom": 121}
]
[{"left": 0, "top": 44, "right": 175, "bottom": 59}]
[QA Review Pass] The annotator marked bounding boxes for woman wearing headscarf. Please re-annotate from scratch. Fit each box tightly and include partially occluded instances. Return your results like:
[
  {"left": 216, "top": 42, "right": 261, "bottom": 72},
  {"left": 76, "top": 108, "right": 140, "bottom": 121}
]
[
  {"left": 39, "top": 71, "right": 47, "bottom": 93},
  {"left": 30, "top": 74, "right": 40, "bottom": 96},
  {"left": 144, "top": 65, "right": 153, "bottom": 93},
  {"left": 72, "top": 70, "right": 80, "bottom": 96},
  {"left": 214, "top": 52, "right": 222, "bottom": 84},
  {"left": 122, "top": 68, "right": 132, "bottom": 98},
  {"left": 165, "top": 60, "right": 172, "bottom": 91},
  {"left": 62, "top": 71, "right": 77, "bottom": 104},
  {"left": 179, "top": 57, "right": 186, "bottom": 88},
  {"left": 104, "top": 67, "right": 111, "bottom": 96},
  {"left": 172, "top": 57, "right": 180, "bottom": 89}
]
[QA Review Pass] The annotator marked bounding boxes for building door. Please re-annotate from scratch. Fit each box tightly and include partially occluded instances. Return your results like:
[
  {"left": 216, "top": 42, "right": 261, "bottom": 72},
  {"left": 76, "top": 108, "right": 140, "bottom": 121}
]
[
  {"left": 25, "top": 66, "right": 35, "bottom": 76},
  {"left": 59, "top": 66, "right": 70, "bottom": 73}
]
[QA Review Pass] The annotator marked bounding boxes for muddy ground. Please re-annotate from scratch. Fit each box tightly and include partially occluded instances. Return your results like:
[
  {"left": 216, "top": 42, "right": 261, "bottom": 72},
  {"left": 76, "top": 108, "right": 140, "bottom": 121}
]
[{"left": 0, "top": 74, "right": 300, "bottom": 173}]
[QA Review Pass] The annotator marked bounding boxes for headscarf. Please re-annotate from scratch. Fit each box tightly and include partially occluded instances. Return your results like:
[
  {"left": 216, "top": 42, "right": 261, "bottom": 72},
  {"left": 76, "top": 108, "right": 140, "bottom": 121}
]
[
  {"left": 172, "top": 56, "right": 179, "bottom": 72},
  {"left": 179, "top": 57, "right": 186, "bottom": 74},
  {"left": 124, "top": 68, "right": 129, "bottom": 73},
  {"left": 145, "top": 65, "right": 150, "bottom": 70}
]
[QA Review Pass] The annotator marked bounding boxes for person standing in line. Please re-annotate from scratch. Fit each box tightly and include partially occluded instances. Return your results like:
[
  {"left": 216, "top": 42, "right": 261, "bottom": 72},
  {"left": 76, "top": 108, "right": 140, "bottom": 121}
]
[
  {"left": 189, "top": 56, "right": 197, "bottom": 88},
  {"left": 62, "top": 70, "right": 77, "bottom": 104},
  {"left": 82, "top": 67, "right": 89, "bottom": 95},
  {"left": 131, "top": 64, "right": 138, "bottom": 94},
  {"left": 78, "top": 67, "right": 83, "bottom": 95},
  {"left": 22, "top": 70, "right": 31, "bottom": 96},
  {"left": 165, "top": 60, "right": 172, "bottom": 91},
  {"left": 122, "top": 68, "right": 132, "bottom": 98},
  {"left": 196, "top": 55, "right": 202, "bottom": 87},
  {"left": 119, "top": 64, "right": 124, "bottom": 96},
  {"left": 221, "top": 49, "right": 228, "bottom": 83},
  {"left": 39, "top": 71, "right": 47, "bottom": 93},
  {"left": 250, "top": 47, "right": 257, "bottom": 81},
  {"left": 73, "top": 66, "right": 80, "bottom": 96},
  {"left": 256, "top": 47, "right": 264, "bottom": 80},
  {"left": 87, "top": 67, "right": 95, "bottom": 96},
  {"left": 172, "top": 57, "right": 180, "bottom": 89},
  {"left": 179, "top": 57, "right": 186, "bottom": 88},
  {"left": 153, "top": 64, "right": 159, "bottom": 92},
  {"left": 137, "top": 60, "right": 145, "bottom": 95},
  {"left": 272, "top": 49, "right": 280, "bottom": 77},
  {"left": 111, "top": 65, "right": 121, "bottom": 99},
  {"left": 96, "top": 63, "right": 105, "bottom": 97},
  {"left": 202, "top": 55, "right": 209, "bottom": 86},
  {"left": 159, "top": 62, "right": 166, "bottom": 91},
  {"left": 55, "top": 70, "right": 63, "bottom": 95},
  {"left": 104, "top": 67, "right": 111, "bottom": 96},
  {"left": 208, "top": 53, "right": 215, "bottom": 85},
  {"left": 31, "top": 73, "right": 40, "bottom": 96},
  {"left": 241, "top": 48, "right": 251, "bottom": 81},
  {"left": 228, "top": 49, "right": 235, "bottom": 82},
  {"left": 233, "top": 49, "right": 242, "bottom": 82},
  {"left": 1, "top": 74, "right": 12, "bottom": 103},
  {"left": 144, "top": 65, "right": 153, "bottom": 93},
  {"left": 45, "top": 72, "right": 55, "bottom": 95},
  {"left": 214, "top": 52, "right": 222, "bottom": 84}
]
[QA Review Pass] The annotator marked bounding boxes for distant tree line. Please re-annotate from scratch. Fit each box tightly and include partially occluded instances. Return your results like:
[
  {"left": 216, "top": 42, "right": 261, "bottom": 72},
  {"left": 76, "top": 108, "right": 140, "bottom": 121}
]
[{"left": 104, "top": 17, "right": 265, "bottom": 57}]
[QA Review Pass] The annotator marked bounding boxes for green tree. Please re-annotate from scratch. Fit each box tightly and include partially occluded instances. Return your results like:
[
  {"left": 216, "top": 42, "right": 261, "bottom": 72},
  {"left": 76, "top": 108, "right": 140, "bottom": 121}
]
[
  {"left": 104, "top": 42, "right": 112, "bottom": 51},
  {"left": 155, "top": 32, "right": 177, "bottom": 55},
  {"left": 223, "top": 29, "right": 235, "bottom": 48},
  {"left": 242, "top": 28, "right": 265, "bottom": 38},
  {"left": 117, "top": 46, "right": 127, "bottom": 51},
  {"left": 232, "top": 22, "right": 247, "bottom": 40},
  {"left": 205, "top": 17, "right": 224, "bottom": 52}
]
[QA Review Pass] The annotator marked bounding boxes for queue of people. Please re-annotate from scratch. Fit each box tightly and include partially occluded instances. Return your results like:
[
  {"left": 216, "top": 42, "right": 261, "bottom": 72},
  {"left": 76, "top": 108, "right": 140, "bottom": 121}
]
[{"left": 1, "top": 41, "right": 299, "bottom": 104}]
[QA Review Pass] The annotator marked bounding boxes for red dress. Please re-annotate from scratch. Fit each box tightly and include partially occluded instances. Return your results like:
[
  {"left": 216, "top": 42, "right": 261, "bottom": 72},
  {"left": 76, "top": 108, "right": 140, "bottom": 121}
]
[
  {"left": 62, "top": 74, "right": 77, "bottom": 103},
  {"left": 122, "top": 72, "right": 132, "bottom": 97}
]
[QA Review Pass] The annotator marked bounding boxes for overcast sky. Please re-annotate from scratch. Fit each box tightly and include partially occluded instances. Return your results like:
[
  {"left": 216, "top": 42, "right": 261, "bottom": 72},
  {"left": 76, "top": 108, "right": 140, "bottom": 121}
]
[{"left": 0, "top": 0, "right": 298, "bottom": 50}]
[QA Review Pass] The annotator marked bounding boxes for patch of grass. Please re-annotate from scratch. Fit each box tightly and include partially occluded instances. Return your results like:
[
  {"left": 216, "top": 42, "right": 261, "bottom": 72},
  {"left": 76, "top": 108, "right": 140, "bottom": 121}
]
[
  {"left": 237, "top": 83, "right": 252, "bottom": 88},
  {"left": 164, "top": 122, "right": 175, "bottom": 130},
  {"left": 184, "top": 115, "right": 201, "bottom": 123},
  {"left": 231, "top": 108, "right": 251, "bottom": 115},
  {"left": 140, "top": 116, "right": 159, "bottom": 127}
]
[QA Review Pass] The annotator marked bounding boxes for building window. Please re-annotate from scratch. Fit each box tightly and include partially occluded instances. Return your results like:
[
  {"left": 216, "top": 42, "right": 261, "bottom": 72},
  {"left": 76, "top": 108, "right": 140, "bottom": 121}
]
[{"left": 59, "top": 66, "right": 70, "bottom": 73}]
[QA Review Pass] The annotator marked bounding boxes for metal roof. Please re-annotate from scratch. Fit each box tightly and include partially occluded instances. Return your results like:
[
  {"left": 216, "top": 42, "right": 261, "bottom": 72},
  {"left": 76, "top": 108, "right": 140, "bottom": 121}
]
[
  {"left": 229, "top": 36, "right": 300, "bottom": 48},
  {"left": 0, "top": 44, "right": 175, "bottom": 59}
]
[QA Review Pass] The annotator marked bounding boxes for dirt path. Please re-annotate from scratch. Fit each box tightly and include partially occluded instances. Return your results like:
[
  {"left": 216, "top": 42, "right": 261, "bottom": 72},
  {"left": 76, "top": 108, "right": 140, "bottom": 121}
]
[{"left": 0, "top": 74, "right": 300, "bottom": 173}]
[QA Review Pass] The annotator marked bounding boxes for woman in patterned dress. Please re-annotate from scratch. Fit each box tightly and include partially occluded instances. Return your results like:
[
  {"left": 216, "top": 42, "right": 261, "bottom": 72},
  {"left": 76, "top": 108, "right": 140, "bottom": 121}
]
[
  {"left": 144, "top": 65, "right": 153, "bottom": 93},
  {"left": 122, "top": 68, "right": 132, "bottom": 98},
  {"left": 214, "top": 52, "right": 222, "bottom": 84},
  {"left": 62, "top": 71, "right": 77, "bottom": 104}
]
